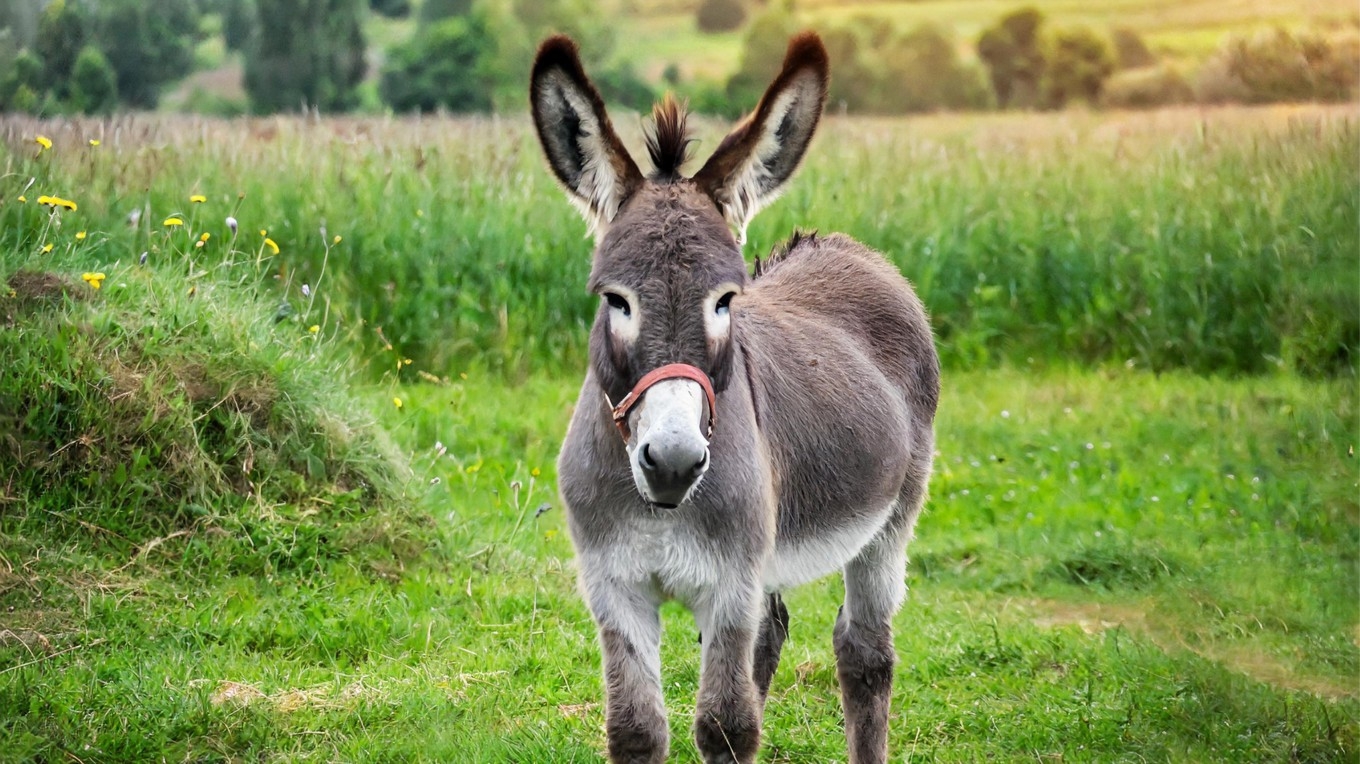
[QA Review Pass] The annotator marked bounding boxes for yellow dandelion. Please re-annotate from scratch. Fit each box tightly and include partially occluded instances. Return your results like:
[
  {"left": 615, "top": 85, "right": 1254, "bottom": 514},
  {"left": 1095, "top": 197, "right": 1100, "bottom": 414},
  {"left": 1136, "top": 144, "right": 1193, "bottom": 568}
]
[
  {"left": 35, "top": 195, "right": 73, "bottom": 209},
  {"left": 264, "top": 237, "right": 279, "bottom": 255},
  {"left": 88, "top": 139, "right": 100, "bottom": 147},
  {"left": 163, "top": 217, "right": 184, "bottom": 227},
  {"left": 531, "top": 467, "right": 541, "bottom": 477},
  {"left": 259, "top": 229, "right": 267, "bottom": 237},
  {"left": 393, "top": 397, "right": 403, "bottom": 409},
  {"left": 75, "top": 231, "right": 87, "bottom": 241},
  {"left": 403, "top": 358, "right": 413, "bottom": 366},
  {"left": 544, "top": 529, "right": 559, "bottom": 540},
  {"left": 199, "top": 232, "right": 210, "bottom": 242},
  {"left": 81, "top": 272, "right": 106, "bottom": 289},
  {"left": 187, "top": 285, "right": 196, "bottom": 297},
  {"left": 308, "top": 325, "right": 320, "bottom": 334},
  {"left": 41, "top": 243, "right": 53, "bottom": 253},
  {"left": 16, "top": 195, "right": 26, "bottom": 203},
  {"left": 332, "top": 234, "right": 342, "bottom": 245},
  {"left": 35, "top": 135, "right": 51, "bottom": 151},
  {"left": 190, "top": 194, "right": 207, "bottom": 204}
]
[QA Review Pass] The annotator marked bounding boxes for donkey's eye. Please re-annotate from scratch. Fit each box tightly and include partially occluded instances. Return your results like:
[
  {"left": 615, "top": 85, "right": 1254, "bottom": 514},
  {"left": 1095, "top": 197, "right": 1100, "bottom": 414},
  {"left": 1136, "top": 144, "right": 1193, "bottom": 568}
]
[
  {"left": 604, "top": 292, "right": 631, "bottom": 317},
  {"left": 715, "top": 292, "right": 736, "bottom": 316}
]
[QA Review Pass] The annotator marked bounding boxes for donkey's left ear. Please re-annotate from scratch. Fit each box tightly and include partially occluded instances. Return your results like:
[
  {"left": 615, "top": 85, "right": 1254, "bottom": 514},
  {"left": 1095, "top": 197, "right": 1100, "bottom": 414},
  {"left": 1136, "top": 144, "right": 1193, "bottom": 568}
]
[
  {"left": 692, "top": 32, "right": 829, "bottom": 244},
  {"left": 531, "top": 35, "right": 644, "bottom": 239}
]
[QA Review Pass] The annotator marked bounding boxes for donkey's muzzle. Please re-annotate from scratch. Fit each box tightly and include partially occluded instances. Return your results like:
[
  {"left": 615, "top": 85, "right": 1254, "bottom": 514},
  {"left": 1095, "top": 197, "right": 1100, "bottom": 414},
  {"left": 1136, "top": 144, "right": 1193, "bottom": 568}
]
[{"left": 637, "top": 439, "right": 709, "bottom": 508}]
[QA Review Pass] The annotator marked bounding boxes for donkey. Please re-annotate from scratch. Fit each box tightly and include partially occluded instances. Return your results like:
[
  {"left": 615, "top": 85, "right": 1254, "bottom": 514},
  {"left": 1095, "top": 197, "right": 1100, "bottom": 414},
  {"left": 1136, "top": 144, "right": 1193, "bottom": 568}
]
[{"left": 530, "top": 31, "right": 938, "bottom": 764}]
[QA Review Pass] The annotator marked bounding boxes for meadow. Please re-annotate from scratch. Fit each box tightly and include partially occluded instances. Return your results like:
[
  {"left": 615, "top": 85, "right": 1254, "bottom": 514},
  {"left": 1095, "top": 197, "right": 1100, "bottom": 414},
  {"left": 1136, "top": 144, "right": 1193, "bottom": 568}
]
[{"left": 1, "top": 103, "right": 1357, "bottom": 762}]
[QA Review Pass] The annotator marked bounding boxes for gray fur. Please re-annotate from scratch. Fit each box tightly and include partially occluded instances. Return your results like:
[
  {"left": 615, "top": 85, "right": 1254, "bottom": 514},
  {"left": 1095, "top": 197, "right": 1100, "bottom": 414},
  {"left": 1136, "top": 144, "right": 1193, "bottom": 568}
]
[{"left": 533, "top": 31, "right": 939, "bottom": 764}]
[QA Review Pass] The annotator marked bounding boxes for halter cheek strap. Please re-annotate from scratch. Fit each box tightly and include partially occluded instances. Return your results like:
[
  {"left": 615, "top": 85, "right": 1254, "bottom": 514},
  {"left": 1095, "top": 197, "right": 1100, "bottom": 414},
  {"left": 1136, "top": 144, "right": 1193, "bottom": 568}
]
[{"left": 607, "top": 363, "right": 717, "bottom": 442}]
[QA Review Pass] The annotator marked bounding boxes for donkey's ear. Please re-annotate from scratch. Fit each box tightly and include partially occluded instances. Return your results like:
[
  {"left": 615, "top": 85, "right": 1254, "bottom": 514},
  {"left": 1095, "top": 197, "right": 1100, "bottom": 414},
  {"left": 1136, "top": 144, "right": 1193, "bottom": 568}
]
[
  {"left": 530, "top": 35, "right": 644, "bottom": 239},
  {"left": 692, "top": 32, "right": 829, "bottom": 244}
]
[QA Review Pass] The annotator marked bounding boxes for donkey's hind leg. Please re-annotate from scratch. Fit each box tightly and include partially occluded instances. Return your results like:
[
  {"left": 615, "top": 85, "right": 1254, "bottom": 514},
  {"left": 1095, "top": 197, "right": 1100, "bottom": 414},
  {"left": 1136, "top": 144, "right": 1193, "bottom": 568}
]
[
  {"left": 752, "top": 592, "right": 790, "bottom": 703},
  {"left": 834, "top": 519, "right": 912, "bottom": 764}
]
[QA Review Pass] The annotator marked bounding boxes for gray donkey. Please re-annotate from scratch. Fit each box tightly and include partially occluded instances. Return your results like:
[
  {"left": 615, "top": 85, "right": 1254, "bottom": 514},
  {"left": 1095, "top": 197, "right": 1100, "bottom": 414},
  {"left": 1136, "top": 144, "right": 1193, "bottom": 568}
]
[{"left": 531, "top": 30, "right": 938, "bottom": 764}]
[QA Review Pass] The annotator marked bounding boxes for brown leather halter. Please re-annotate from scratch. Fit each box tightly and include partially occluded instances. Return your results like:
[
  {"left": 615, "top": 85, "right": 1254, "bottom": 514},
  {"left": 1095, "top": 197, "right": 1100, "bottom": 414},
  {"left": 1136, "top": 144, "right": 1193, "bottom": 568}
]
[{"left": 608, "top": 363, "right": 716, "bottom": 442}]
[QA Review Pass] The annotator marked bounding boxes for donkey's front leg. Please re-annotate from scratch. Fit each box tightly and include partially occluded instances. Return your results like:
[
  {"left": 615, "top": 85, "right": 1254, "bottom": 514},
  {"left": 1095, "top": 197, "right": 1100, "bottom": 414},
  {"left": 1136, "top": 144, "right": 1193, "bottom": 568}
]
[
  {"left": 692, "top": 579, "right": 764, "bottom": 764},
  {"left": 587, "top": 581, "right": 668, "bottom": 764},
  {"left": 834, "top": 530, "right": 908, "bottom": 764}
]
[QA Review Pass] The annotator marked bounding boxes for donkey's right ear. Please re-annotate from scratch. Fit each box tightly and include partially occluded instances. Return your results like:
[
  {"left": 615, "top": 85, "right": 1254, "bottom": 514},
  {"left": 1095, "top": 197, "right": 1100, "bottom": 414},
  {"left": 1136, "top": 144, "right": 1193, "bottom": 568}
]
[{"left": 530, "top": 35, "right": 644, "bottom": 239}]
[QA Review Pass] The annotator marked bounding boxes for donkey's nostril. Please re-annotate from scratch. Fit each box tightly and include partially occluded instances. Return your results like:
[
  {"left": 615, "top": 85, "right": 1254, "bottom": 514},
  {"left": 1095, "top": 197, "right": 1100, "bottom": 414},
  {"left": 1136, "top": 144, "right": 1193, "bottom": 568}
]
[
  {"left": 640, "top": 443, "right": 657, "bottom": 471},
  {"left": 690, "top": 449, "right": 709, "bottom": 476}
]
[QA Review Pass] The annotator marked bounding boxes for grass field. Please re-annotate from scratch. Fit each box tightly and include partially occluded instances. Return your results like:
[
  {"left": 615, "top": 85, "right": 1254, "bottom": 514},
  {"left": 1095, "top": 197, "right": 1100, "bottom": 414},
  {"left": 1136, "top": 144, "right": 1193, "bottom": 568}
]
[{"left": 1, "top": 102, "right": 1357, "bottom": 761}]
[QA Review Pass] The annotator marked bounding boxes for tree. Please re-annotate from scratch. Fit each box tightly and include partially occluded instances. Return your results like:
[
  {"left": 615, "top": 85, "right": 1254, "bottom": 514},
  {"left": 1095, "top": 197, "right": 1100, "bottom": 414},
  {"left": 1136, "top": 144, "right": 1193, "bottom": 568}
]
[
  {"left": 0, "top": 47, "right": 43, "bottom": 112},
  {"left": 1041, "top": 26, "right": 1114, "bottom": 108},
  {"left": 977, "top": 6, "right": 1046, "bottom": 108},
  {"left": 34, "top": 0, "right": 90, "bottom": 97},
  {"left": 696, "top": 0, "right": 745, "bottom": 34},
  {"left": 1111, "top": 27, "right": 1155, "bottom": 69},
  {"left": 380, "top": 15, "right": 492, "bottom": 112},
  {"left": 420, "top": 0, "right": 472, "bottom": 23},
  {"left": 245, "top": 0, "right": 367, "bottom": 113},
  {"left": 880, "top": 24, "right": 992, "bottom": 113},
  {"left": 69, "top": 43, "right": 116, "bottom": 113},
  {"left": 222, "top": 0, "right": 255, "bottom": 52},
  {"left": 96, "top": 0, "right": 198, "bottom": 109},
  {"left": 0, "top": 0, "right": 42, "bottom": 50},
  {"left": 369, "top": 0, "right": 410, "bottom": 18}
]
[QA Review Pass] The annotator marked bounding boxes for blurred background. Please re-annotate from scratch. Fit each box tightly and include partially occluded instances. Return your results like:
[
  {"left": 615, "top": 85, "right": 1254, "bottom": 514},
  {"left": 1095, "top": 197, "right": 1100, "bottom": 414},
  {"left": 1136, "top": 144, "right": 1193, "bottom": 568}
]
[{"left": 0, "top": 0, "right": 1356, "bottom": 117}]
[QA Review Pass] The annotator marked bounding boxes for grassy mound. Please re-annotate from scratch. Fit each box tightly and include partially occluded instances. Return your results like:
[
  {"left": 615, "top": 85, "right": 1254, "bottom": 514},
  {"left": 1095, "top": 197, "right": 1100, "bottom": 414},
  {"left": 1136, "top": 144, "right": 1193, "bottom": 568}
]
[{"left": 0, "top": 242, "right": 429, "bottom": 579}]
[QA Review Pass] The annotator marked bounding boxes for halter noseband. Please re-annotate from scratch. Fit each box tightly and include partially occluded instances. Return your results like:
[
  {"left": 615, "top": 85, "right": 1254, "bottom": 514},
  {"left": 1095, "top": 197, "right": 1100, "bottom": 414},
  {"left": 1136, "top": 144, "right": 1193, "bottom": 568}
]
[{"left": 607, "top": 363, "right": 716, "bottom": 442}]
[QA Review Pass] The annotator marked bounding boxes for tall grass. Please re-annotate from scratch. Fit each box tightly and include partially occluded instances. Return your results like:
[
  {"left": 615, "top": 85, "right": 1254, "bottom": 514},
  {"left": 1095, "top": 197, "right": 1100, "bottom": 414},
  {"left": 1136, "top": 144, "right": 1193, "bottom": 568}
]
[{"left": 2, "top": 105, "right": 1355, "bottom": 379}]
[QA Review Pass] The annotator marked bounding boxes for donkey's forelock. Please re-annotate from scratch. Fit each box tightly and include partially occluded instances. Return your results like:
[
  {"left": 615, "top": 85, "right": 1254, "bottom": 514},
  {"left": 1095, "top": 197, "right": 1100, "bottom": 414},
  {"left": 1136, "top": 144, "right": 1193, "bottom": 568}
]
[{"left": 645, "top": 95, "right": 695, "bottom": 181}]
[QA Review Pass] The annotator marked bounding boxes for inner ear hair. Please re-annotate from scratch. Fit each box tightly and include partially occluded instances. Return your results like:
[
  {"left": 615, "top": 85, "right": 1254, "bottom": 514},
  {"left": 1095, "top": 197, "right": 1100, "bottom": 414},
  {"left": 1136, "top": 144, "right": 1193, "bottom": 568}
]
[
  {"left": 692, "top": 32, "right": 830, "bottom": 243},
  {"left": 530, "top": 35, "right": 643, "bottom": 236}
]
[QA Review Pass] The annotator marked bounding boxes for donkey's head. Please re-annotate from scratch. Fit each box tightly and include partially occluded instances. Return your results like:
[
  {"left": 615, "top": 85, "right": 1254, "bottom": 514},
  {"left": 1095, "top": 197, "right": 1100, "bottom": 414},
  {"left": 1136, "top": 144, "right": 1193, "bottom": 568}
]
[{"left": 531, "top": 33, "right": 828, "bottom": 508}]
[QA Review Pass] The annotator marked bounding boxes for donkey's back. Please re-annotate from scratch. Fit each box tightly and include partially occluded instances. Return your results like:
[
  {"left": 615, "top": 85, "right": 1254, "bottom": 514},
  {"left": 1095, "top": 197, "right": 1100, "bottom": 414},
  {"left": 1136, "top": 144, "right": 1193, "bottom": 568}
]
[{"left": 740, "top": 232, "right": 938, "bottom": 590}]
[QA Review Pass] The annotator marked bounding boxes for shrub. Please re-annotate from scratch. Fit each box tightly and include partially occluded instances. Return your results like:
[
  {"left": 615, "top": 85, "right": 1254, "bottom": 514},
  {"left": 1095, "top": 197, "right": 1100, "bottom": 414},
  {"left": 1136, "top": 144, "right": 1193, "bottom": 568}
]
[
  {"left": 978, "top": 6, "right": 1046, "bottom": 108},
  {"left": 1111, "top": 26, "right": 1156, "bottom": 69},
  {"left": 1041, "top": 26, "right": 1115, "bottom": 108},
  {"left": 369, "top": 0, "right": 411, "bottom": 18},
  {"left": 696, "top": 0, "right": 745, "bottom": 34},
  {"left": 381, "top": 15, "right": 493, "bottom": 113},
  {"left": 68, "top": 43, "right": 117, "bottom": 114},
  {"left": 879, "top": 23, "right": 993, "bottom": 113},
  {"left": 1100, "top": 65, "right": 1193, "bottom": 109},
  {"left": 1195, "top": 27, "right": 1360, "bottom": 104}
]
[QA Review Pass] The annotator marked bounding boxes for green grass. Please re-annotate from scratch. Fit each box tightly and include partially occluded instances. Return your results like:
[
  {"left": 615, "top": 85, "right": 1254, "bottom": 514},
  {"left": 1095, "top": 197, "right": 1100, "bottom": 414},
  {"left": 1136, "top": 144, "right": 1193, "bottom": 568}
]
[
  {"left": 2, "top": 105, "right": 1354, "bottom": 379},
  {"left": 2, "top": 368, "right": 1355, "bottom": 761}
]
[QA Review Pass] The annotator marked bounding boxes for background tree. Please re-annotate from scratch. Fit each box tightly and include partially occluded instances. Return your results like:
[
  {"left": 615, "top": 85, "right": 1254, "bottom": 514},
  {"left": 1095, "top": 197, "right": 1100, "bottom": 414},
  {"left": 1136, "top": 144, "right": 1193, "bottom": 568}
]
[
  {"left": 695, "top": 0, "right": 745, "bottom": 34},
  {"left": 420, "top": 0, "right": 472, "bottom": 23},
  {"left": 1111, "top": 26, "right": 1155, "bottom": 69},
  {"left": 880, "top": 24, "right": 992, "bottom": 112},
  {"left": 0, "top": 48, "right": 43, "bottom": 112},
  {"left": 222, "top": 0, "right": 255, "bottom": 52},
  {"left": 369, "top": 0, "right": 410, "bottom": 18},
  {"left": 68, "top": 43, "right": 117, "bottom": 114},
  {"left": 96, "top": 0, "right": 198, "bottom": 109},
  {"left": 1041, "top": 26, "right": 1115, "bottom": 108},
  {"left": 34, "top": 0, "right": 90, "bottom": 99},
  {"left": 245, "top": 0, "right": 367, "bottom": 113},
  {"left": 380, "top": 15, "right": 492, "bottom": 112},
  {"left": 977, "top": 6, "right": 1046, "bottom": 108},
  {"left": 0, "top": 0, "right": 42, "bottom": 50}
]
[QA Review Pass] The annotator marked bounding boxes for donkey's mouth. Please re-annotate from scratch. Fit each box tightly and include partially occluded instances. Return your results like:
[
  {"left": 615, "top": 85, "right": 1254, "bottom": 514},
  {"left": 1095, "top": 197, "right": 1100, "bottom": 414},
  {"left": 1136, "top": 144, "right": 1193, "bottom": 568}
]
[{"left": 650, "top": 501, "right": 679, "bottom": 511}]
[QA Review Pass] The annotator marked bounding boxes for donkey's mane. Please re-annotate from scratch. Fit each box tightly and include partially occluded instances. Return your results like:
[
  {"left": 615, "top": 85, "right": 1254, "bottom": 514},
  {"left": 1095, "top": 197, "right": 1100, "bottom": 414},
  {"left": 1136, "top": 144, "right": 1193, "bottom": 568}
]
[
  {"left": 645, "top": 94, "right": 694, "bottom": 180},
  {"left": 753, "top": 230, "right": 819, "bottom": 279}
]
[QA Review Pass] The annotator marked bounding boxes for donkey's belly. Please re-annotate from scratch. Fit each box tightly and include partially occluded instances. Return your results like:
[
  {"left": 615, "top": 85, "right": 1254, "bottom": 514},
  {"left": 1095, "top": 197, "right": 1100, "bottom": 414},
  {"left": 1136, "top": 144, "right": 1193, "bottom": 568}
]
[{"left": 762, "top": 499, "right": 897, "bottom": 590}]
